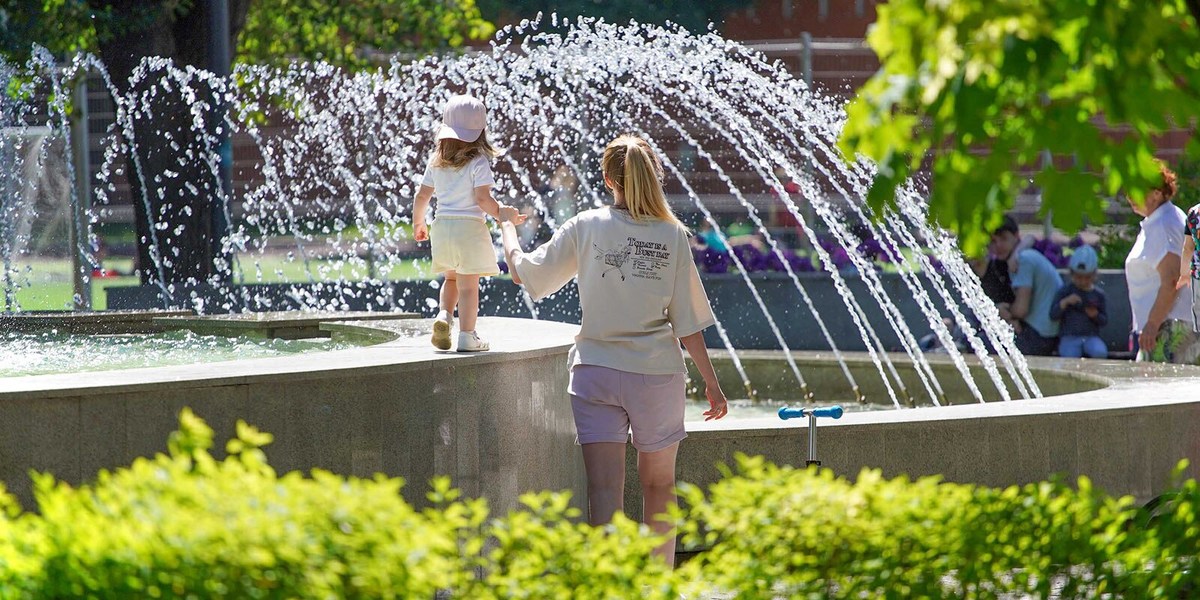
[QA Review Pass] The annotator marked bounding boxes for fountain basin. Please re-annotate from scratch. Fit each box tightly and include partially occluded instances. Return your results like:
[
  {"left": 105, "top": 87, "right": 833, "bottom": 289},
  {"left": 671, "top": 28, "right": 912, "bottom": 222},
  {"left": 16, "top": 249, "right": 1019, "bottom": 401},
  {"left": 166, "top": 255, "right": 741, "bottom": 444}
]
[
  {"left": 1, "top": 316, "right": 1195, "bottom": 519},
  {"left": 0, "top": 316, "right": 584, "bottom": 512},
  {"left": 646, "top": 356, "right": 1200, "bottom": 524}
]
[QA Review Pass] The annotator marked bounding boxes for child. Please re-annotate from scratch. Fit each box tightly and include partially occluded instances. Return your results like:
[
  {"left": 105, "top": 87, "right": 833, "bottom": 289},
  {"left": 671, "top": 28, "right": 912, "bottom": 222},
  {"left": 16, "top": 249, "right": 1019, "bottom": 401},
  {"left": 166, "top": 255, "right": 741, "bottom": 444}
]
[
  {"left": 1049, "top": 245, "right": 1108, "bottom": 358},
  {"left": 497, "top": 135, "right": 728, "bottom": 567},
  {"left": 1176, "top": 202, "right": 1200, "bottom": 332},
  {"left": 411, "top": 94, "right": 525, "bottom": 351}
]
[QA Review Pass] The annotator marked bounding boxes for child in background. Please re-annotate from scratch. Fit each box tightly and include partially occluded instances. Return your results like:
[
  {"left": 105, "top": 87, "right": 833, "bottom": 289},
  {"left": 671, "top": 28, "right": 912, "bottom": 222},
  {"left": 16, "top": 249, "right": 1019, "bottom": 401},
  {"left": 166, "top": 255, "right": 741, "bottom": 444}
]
[
  {"left": 1049, "top": 245, "right": 1108, "bottom": 358},
  {"left": 411, "top": 94, "right": 525, "bottom": 351},
  {"left": 1176, "top": 202, "right": 1200, "bottom": 332}
]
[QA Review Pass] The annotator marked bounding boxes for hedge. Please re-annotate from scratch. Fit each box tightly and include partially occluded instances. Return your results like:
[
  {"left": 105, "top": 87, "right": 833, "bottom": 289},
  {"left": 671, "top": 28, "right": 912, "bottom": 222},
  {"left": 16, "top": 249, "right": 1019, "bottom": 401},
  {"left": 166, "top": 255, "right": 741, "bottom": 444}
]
[
  {"left": 676, "top": 455, "right": 1200, "bottom": 599},
  {"left": 0, "top": 410, "right": 1196, "bottom": 598}
]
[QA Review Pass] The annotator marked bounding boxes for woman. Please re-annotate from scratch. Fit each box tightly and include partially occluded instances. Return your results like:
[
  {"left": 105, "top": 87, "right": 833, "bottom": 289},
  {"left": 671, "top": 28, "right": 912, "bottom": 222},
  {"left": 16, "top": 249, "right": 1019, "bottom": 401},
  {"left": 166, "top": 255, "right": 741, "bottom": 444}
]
[
  {"left": 1125, "top": 161, "right": 1198, "bottom": 363},
  {"left": 497, "top": 135, "right": 729, "bottom": 565}
]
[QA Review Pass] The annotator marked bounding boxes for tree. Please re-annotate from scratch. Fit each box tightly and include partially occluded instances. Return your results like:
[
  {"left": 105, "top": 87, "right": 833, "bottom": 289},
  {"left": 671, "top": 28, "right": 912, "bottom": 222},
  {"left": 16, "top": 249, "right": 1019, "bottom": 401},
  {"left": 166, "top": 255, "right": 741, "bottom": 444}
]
[
  {"left": 1, "top": 0, "right": 113, "bottom": 64},
  {"left": 239, "top": 0, "right": 493, "bottom": 68},
  {"left": 1, "top": 0, "right": 493, "bottom": 288},
  {"left": 838, "top": 0, "right": 1200, "bottom": 255},
  {"left": 475, "top": 0, "right": 753, "bottom": 36}
]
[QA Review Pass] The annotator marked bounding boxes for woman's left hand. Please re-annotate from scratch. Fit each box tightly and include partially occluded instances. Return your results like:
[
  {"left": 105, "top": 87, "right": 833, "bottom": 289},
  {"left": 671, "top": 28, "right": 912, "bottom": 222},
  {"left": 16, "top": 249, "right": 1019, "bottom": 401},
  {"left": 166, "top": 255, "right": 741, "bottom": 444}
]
[
  {"left": 1139, "top": 322, "right": 1161, "bottom": 354},
  {"left": 703, "top": 386, "right": 728, "bottom": 421}
]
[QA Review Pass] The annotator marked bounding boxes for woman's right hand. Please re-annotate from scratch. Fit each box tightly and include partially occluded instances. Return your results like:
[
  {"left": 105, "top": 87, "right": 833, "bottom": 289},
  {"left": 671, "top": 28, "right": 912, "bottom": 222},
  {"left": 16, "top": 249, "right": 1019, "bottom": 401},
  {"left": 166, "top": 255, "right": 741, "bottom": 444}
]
[
  {"left": 1176, "top": 274, "right": 1191, "bottom": 290},
  {"left": 414, "top": 222, "right": 429, "bottom": 242},
  {"left": 703, "top": 384, "right": 728, "bottom": 421}
]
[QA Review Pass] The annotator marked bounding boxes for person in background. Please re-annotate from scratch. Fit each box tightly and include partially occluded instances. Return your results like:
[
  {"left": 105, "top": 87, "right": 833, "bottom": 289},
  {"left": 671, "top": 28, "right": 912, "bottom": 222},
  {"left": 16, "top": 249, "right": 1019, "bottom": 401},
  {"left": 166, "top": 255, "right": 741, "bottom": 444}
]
[
  {"left": 1050, "top": 245, "right": 1108, "bottom": 359},
  {"left": 1127, "top": 160, "right": 1198, "bottom": 363},
  {"left": 696, "top": 220, "right": 728, "bottom": 253},
  {"left": 973, "top": 256, "right": 1016, "bottom": 306},
  {"left": 988, "top": 215, "right": 1063, "bottom": 355},
  {"left": 1175, "top": 196, "right": 1200, "bottom": 333}
]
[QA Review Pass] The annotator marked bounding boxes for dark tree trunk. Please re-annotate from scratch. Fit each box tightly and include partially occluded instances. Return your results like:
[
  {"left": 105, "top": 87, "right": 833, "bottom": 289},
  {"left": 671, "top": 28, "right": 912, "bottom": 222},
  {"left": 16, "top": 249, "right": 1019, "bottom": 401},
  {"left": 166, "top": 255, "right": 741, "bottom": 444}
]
[{"left": 96, "top": 0, "right": 248, "bottom": 290}]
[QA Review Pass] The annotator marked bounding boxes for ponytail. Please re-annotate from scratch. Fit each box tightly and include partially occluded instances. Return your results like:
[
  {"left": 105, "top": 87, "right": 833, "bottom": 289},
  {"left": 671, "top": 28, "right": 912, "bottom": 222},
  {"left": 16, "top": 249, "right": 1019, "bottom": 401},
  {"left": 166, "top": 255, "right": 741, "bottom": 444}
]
[{"left": 601, "top": 135, "right": 683, "bottom": 228}]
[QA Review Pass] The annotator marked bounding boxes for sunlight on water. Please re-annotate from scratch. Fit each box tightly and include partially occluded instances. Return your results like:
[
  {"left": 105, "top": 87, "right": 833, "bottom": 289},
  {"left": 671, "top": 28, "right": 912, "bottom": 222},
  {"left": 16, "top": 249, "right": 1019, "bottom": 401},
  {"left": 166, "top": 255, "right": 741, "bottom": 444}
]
[{"left": 0, "top": 330, "right": 356, "bottom": 377}]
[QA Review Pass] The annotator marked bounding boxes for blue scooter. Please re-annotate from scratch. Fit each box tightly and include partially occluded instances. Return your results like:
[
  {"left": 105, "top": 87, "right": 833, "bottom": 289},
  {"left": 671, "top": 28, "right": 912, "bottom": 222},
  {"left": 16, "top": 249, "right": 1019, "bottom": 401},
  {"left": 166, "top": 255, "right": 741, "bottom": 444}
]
[{"left": 777, "top": 405, "right": 844, "bottom": 468}]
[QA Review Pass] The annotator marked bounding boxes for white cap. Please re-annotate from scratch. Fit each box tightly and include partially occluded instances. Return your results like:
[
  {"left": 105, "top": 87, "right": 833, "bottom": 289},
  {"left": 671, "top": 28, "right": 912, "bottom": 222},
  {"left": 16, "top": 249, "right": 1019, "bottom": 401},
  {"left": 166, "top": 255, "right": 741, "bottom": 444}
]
[{"left": 436, "top": 94, "right": 486, "bottom": 143}]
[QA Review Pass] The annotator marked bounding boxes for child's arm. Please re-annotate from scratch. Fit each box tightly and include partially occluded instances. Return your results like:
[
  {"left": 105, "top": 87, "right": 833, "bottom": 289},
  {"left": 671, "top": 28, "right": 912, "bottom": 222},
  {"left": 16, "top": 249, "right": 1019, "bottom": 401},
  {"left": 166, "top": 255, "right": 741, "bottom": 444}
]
[
  {"left": 1091, "top": 292, "right": 1108, "bottom": 327},
  {"left": 1178, "top": 236, "right": 1195, "bottom": 290},
  {"left": 1048, "top": 287, "right": 1069, "bottom": 322},
  {"left": 680, "top": 331, "right": 728, "bottom": 421},
  {"left": 412, "top": 185, "right": 434, "bottom": 241},
  {"left": 473, "top": 185, "right": 503, "bottom": 219}
]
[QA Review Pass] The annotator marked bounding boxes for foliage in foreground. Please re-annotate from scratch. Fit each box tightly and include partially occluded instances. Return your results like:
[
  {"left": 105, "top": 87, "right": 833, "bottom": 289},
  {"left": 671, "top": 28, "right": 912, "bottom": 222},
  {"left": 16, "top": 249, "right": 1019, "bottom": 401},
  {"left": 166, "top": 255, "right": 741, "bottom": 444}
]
[
  {"left": 0, "top": 411, "right": 1198, "bottom": 598},
  {"left": 678, "top": 455, "right": 1200, "bottom": 599},
  {"left": 0, "top": 409, "right": 679, "bottom": 599}
]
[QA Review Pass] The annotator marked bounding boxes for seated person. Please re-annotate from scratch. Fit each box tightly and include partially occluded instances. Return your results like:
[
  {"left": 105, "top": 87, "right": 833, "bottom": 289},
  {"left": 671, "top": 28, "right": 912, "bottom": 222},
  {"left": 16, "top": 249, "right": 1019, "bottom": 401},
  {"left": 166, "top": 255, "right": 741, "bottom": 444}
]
[
  {"left": 988, "top": 215, "right": 1063, "bottom": 356},
  {"left": 1050, "top": 245, "right": 1108, "bottom": 358}
]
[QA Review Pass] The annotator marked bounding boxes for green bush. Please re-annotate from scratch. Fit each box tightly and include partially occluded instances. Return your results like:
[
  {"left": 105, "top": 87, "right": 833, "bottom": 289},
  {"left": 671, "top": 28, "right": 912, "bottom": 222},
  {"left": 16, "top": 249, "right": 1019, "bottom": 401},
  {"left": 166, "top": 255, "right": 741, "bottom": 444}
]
[
  {"left": 1, "top": 413, "right": 1198, "bottom": 598},
  {"left": 676, "top": 454, "right": 1200, "bottom": 599},
  {"left": 0, "top": 410, "right": 684, "bottom": 599},
  {"left": 0, "top": 410, "right": 479, "bottom": 598}
]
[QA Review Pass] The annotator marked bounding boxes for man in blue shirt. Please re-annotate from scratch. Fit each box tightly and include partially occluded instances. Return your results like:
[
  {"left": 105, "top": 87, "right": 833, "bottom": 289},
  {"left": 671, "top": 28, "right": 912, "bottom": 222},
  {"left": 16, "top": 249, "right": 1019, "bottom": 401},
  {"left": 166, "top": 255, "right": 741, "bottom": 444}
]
[{"left": 988, "top": 215, "right": 1064, "bottom": 355}]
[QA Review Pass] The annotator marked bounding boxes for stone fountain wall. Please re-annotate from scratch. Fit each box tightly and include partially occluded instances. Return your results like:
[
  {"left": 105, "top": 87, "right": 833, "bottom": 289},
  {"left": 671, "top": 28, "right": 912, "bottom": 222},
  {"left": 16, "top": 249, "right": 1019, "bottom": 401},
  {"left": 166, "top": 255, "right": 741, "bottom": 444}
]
[
  {"left": 108, "top": 269, "right": 1134, "bottom": 353},
  {"left": 0, "top": 317, "right": 585, "bottom": 513}
]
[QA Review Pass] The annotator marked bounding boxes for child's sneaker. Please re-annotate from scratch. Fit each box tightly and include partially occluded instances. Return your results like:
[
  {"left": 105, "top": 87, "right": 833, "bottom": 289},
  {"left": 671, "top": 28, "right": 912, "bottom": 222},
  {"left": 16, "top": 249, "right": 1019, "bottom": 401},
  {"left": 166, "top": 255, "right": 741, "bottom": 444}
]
[
  {"left": 457, "top": 330, "right": 489, "bottom": 352},
  {"left": 431, "top": 311, "right": 453, "bottom": 350}
]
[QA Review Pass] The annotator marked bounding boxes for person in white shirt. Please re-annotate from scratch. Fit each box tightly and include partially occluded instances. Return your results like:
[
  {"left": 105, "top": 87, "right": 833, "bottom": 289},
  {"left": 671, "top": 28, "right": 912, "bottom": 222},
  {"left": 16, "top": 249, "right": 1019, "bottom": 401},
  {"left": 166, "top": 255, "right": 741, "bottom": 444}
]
[
  {"left": 497, "top": 135, "right": 728, "bottom": 566},
  {"left": 1125, "top": 160, "right": 1199, "bottom": 363},
  {"left": 412, "top": 95, "right": 525, "bottom": 352}
]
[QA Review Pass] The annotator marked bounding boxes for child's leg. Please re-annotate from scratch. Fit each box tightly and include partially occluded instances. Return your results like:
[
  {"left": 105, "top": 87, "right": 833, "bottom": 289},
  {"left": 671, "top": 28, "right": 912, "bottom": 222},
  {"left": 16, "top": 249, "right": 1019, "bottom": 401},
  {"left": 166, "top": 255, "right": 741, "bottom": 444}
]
[
  {"left": 457, "top": 274, "right": 480, "bottom": 332},
  {"left": 439, "top": 271, "right": 459, "bottom": 320},
  {"left": 1058, "top": 335, "right": 1084, "bottom": 358},
  {"left": 1083, "top": 336, "right": 1108, "bottom": 359}
]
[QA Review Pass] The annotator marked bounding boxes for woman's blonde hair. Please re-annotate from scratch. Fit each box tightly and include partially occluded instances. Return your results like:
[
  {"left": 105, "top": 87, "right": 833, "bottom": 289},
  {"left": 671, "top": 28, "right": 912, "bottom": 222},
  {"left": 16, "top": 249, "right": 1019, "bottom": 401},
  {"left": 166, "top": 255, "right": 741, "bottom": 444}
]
[
  {"left": 601, "top": 135, "right": 682, "bottom": 227},
  {"left": 432, "top": 131, "right": 499, "bottom": 169}
]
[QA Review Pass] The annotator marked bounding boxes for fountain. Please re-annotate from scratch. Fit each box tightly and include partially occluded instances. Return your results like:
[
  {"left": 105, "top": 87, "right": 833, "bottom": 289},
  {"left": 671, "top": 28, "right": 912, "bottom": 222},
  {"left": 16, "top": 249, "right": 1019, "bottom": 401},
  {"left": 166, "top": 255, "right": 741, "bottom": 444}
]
[{"left": 1, "top": 17, "right": 1198, "bottom": 514}]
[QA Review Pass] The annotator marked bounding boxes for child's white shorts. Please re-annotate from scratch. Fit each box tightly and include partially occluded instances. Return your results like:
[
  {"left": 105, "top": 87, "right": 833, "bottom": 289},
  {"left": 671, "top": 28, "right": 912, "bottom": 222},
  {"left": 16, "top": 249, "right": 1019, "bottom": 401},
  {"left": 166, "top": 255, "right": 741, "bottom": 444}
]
[{"left": 430, "top": 216, "right": 500, "bottom": 276}]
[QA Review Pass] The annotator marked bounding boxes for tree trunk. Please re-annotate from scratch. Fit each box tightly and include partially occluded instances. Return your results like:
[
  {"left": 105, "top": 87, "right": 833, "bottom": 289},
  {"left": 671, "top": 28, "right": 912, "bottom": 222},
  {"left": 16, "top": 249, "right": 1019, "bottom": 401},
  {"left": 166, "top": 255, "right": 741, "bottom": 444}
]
[{"left": 97, "top": 0, "right": 248, "bottom": 291}]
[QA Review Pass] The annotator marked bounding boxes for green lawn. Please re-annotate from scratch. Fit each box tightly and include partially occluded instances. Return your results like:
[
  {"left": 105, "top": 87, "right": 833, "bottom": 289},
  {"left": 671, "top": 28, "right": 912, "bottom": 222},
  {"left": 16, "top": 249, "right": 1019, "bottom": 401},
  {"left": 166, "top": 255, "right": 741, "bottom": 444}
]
[{"left": 6, "top": 254, "right": 436, "bottom": 311}]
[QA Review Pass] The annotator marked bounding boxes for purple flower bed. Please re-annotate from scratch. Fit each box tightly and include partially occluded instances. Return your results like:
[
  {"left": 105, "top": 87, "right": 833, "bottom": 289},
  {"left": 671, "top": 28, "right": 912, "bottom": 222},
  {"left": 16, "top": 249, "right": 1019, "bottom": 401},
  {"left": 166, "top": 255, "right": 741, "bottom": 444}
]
[
  {"left": 686, "top": 231, "right": 1097, "bottom": 276},
  {"left": 1032, "top": 238, "right": 1069, "bottom": 268},
  {"left": 688, "top": 233, "right": 943, "bottom": 276}
]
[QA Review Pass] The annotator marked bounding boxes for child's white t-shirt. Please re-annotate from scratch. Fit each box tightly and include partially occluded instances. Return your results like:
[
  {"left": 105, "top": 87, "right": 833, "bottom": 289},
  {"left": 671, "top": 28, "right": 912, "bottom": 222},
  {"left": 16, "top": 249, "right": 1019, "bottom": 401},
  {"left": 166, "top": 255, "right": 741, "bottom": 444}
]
[
  {"left": 421, "top": 154, "right": 494, "bottom": 219},
  {"left": 512, "top": 207, "right": 716, "bottom": 375}
]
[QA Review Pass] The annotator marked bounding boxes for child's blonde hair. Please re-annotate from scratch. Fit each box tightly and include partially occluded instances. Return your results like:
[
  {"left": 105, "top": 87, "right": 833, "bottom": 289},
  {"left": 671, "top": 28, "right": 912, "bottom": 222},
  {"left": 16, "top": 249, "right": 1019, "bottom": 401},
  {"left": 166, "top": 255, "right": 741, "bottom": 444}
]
[
  {"left": 601, "top": 135, "right": 683, "bottom": 228},
  {"left": 432, "top": 131, "right": 499, "bottom": 169}
]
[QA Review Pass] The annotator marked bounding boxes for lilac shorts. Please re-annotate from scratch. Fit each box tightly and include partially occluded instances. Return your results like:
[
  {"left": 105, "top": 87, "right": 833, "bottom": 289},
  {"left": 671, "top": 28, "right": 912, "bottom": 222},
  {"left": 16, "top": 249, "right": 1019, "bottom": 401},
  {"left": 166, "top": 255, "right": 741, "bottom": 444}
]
[{"left": 567, "top": 364, "right": 687, "bottom": 452}]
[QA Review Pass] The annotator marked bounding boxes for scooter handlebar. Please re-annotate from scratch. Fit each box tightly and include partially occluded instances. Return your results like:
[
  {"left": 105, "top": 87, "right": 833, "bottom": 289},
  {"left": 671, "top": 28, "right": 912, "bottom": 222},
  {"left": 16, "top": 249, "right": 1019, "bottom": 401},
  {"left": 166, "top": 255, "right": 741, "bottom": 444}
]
[{"left": 778, "top": 405, "right": 844, "bottom": 420}]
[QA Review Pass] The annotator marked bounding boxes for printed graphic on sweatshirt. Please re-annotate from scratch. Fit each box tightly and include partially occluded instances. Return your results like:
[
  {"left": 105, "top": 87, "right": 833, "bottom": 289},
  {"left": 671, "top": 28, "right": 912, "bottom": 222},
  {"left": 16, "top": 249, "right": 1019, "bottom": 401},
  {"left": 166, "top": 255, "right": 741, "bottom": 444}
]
[{"left": 592, "top": 237, "right": 671, "bottom": 282}]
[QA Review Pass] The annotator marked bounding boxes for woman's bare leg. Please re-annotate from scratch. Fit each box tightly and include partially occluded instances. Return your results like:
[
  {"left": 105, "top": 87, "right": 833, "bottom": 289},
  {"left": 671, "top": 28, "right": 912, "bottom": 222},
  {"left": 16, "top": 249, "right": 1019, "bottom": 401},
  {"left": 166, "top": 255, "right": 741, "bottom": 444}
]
[
  {"left": 638, "top": 442, "right": 680, "bottom": 566},
  {"left": 580, "top": 442, "right": 626, "bottom": 525}
]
